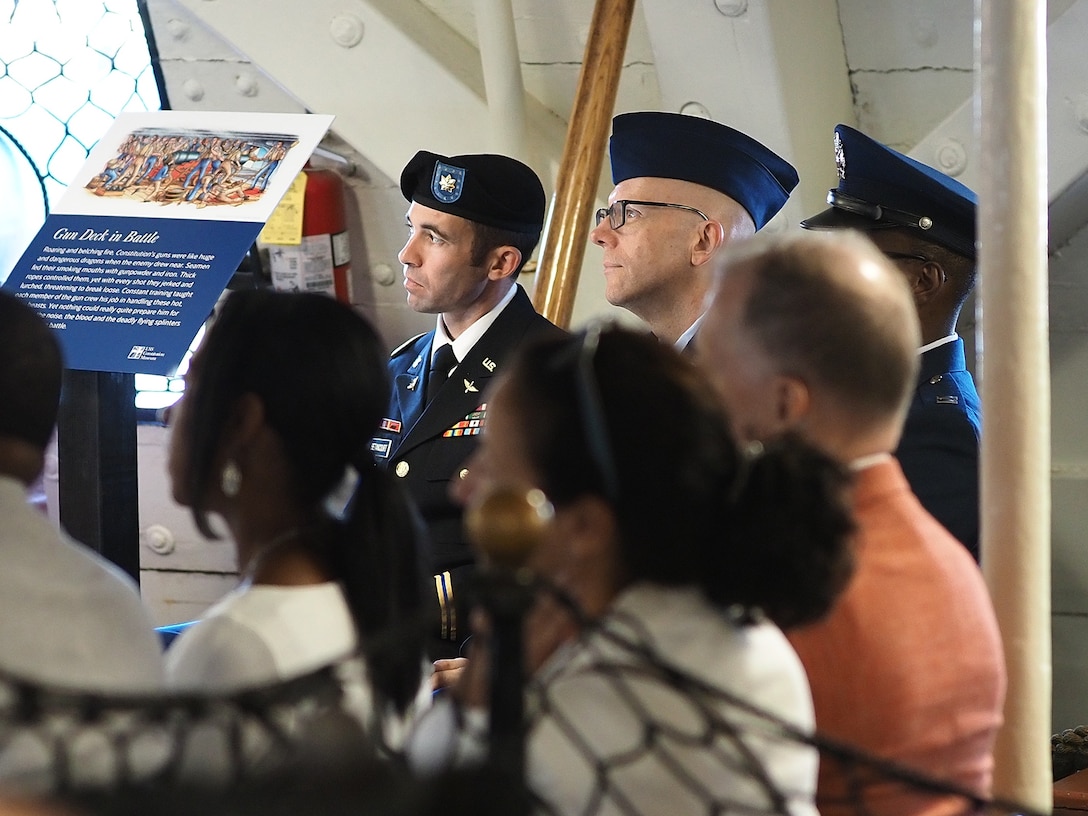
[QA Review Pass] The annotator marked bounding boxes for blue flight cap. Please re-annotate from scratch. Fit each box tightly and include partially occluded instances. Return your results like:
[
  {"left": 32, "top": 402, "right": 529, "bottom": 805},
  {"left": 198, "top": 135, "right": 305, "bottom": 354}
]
[
  {"left": 801, "top": 124, "right": 978, "bottom": 261},
  {"left": 608, "top": 111, "right": 798, "bottom": 231},
  {"left": 400, "top": 150, "right": 545, "bottom": 233}
]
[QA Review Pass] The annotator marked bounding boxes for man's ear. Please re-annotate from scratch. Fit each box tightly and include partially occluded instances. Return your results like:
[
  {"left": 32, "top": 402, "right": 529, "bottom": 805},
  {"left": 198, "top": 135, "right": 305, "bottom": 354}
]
[
  {"left": 912, "top": 261, "right": 946, "bottom": 304},
  {"left": 691, "top": 220, "right": 727, "bottom": 268},
  {"left": 487, "top": 246, "right": 523, "bottom": 281}
]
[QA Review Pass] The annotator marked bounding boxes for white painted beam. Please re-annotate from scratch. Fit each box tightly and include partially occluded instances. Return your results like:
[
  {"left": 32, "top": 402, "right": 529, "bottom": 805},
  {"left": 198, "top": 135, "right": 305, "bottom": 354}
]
[
  {"left": 639, "top": 0, "right": 854, "bottom": 222},
  {"left": 171, "top": 0, "right": 567, "bottom": 185},
  {"left": 911, "top": 0, "right": 1088, "bottom": 248}
]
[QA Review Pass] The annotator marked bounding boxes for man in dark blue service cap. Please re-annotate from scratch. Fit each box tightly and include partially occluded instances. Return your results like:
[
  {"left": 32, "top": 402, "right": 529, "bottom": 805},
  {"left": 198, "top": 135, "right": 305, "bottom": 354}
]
[
  {"left": 592, "top": 111, "right": 798, "bottom": 352},
  {"left": 802, "top": 124, "right": 981, "bottom": 560},
  {"left": 372, "top": 150, "right": 563, "bottom": 657}
]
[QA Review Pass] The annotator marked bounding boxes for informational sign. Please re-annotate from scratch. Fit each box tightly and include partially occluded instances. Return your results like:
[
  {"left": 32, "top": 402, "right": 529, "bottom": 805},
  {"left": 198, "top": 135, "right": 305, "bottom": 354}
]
[{"left": 2, "top": 110, "right": 334, "bottom": 375}]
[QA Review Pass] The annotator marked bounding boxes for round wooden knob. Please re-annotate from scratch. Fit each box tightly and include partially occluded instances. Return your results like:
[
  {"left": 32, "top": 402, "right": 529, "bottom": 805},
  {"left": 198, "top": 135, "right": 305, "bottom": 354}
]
[{"left": 465, "top": 487, "right": 554, "bottom": 568}]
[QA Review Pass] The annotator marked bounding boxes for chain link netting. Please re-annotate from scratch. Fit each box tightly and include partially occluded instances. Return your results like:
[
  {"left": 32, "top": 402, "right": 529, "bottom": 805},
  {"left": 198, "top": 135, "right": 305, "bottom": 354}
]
[
  {"left": 1, "top": 0, "right": 161, "bottom": 213},
  {"left": 0, "top": 659, "right": 381, "bottom": 796}
]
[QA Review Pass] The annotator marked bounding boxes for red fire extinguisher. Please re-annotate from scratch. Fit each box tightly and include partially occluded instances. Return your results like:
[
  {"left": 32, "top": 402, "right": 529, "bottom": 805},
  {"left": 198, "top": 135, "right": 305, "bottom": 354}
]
[
  {"left": 267, "top": 162, "right": 353, "bottom": 303},
  {"left": 301, "top": 163, "right": 352, "bottom": 303}
]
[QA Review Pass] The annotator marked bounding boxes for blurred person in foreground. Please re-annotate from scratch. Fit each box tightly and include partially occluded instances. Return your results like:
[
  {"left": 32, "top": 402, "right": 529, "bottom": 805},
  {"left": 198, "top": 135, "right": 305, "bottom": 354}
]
[
  {"left": 408, "top": 325, "right": 856, "bottom": 816},
  {"left": 0, "top": 290, "right": 164, "bottom": 789},
  {"left": 164, "top": 289, "right": 429, "bottom": 743},
  {"left": 698, "top": 230, "right": 1005, "bottom": 816}
]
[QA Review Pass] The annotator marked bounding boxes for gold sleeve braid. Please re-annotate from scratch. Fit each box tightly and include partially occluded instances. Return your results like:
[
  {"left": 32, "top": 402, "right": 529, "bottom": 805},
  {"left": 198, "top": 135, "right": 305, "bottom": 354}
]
[{"left": 434, "top": 571, "right": 456, "bottom": 641}]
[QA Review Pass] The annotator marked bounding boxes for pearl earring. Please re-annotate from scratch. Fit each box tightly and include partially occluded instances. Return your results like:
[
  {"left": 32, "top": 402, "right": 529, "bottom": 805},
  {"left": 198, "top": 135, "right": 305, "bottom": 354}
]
[{"left": 221, "top": 460, "right": 242, "bottom": 498}]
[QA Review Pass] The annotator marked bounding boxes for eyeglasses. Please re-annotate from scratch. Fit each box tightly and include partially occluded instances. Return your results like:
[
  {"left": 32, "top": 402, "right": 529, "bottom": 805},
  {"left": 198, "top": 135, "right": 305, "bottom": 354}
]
[
  {"left": 574, "top": 322, "right": 621, "bottom": 502},
  {"left": 884, "top": 251, "right": 930, "bottom": 264},
  {"left": 594, "top": 199, "right": 710, "bottom": 231}
]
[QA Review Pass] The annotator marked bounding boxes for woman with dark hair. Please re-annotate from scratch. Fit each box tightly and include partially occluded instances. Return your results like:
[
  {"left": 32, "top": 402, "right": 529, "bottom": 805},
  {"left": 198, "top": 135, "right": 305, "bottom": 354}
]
[
  {"left": 164, "top": 289, "right": 428, "bottom": 733},
  {"left": 409, "top": 325, "right": 855, "bottom": 816}
]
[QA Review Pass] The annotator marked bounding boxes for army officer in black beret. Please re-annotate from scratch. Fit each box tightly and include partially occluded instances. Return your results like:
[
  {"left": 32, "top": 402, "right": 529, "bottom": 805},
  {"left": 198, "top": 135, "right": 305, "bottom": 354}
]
[{"left": 371, "top": 151, "right": 564, "bottom": 658}]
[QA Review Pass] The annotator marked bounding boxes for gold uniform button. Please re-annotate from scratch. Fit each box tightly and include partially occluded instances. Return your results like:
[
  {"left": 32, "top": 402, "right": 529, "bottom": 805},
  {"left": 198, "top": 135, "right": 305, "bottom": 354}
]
[
  {"left": 395, "top": 461, "right": 410, "bottom": 478},
  {"left": 458, "top": 468, "right": 469, "bottom": 480}
]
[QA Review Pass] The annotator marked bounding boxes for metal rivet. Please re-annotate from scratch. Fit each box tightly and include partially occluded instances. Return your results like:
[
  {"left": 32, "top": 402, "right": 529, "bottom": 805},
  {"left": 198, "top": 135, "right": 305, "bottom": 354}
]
[
  {"left": 912, "top": 16, "right": 938, "bottom": 48},
  {"left": 919, "top": 216, "right": 933, "bottom": 230},
  {"left": 182, "top": 78, "right": 204, "bottom": 102},
  {"left": 395, "top": 461, "right": 410, "bottom": 478},
  {"left": 679, "top": 101, "right": 711, "bottom": 119},
  {"left": 371, "top": 262, "right": 396, "bottom": 286},
  {"left": 714, "top": 0, "right": 748, "bottom": 16},
  {"left": 167, "top": 18, "right": 190, "bottom": 42},
  {"left": 142, "top": 524, "right": 175, "bottom": 555},
  {"left": 330, "top": 14, "right": 365, "bottom": 48},
  {"left": 235, "top": 73, "right": 258, "bottom": 97},
  {"left": 933, "top": 138, "right": 968, "bottom": 177}
]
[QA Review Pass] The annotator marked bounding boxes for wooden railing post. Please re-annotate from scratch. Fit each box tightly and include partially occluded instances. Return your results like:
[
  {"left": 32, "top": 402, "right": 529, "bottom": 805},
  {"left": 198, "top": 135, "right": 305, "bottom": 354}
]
[{"left": 531, "top": 0, "right": 636, "bottom": 328}]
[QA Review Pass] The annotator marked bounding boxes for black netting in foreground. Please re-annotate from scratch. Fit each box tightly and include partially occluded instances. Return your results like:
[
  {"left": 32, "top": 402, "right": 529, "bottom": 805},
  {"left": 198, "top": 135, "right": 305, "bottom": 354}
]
[
  {"left": 473, "top": 581, "right": 1048, "bottom": 816},
  {"left": 0, "top": 607, "right": 1052, "bottom": 816},
  {"left": 0, "top": 658, "right": 379, "bottom": 795}
]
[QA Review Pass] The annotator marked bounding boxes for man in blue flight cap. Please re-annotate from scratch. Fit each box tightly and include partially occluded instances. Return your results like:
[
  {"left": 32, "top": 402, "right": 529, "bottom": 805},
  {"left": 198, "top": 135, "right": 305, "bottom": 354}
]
[
  {"left": 801, "top": 124, "right": 981, "bottom": 560},
  {"left": 372, "top": 150, "right": 563, "bottom": 658},
  {"left": 591, "top": 111, "right": 799, "bottom": 352}
]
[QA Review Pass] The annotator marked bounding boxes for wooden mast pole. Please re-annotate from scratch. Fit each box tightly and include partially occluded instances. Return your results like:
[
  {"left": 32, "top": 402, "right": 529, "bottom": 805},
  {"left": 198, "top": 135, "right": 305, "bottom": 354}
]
[{"left": 531, "top": 0, "right": 636, "bottom": 328}]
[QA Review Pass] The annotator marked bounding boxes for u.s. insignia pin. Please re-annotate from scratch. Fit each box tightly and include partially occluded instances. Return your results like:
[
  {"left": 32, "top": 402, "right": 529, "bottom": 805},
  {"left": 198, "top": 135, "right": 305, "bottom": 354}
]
[{"left": 432, "top": 162, "right": 466, "bottom": 203}]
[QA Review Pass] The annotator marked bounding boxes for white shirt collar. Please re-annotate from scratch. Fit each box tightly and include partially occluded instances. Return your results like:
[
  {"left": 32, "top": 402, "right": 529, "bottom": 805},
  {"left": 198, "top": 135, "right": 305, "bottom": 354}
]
[
  {"left": 917, "top": 332, "right": 958, "bottom": 356},
  {"left": 431, "top": 283, "right": 519, "bottom": 364},
  {"left": 675, "top": 313, "right": 706, "bottom": 351},
  {"left": 848, "top": 451, "right": 893, "bottom": 472}
]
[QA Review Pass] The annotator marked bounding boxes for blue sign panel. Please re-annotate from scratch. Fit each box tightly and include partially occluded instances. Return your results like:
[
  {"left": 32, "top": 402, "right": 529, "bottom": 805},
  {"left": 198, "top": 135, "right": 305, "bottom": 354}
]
[{"left": 4, "top": 215, "right": 258, "bottom": 375}]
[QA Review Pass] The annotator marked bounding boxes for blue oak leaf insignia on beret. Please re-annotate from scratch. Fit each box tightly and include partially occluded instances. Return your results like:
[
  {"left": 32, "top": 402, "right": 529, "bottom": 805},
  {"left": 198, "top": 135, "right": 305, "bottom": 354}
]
[{"left": 432, "top": 161, "right": 466, "bottom": 203}]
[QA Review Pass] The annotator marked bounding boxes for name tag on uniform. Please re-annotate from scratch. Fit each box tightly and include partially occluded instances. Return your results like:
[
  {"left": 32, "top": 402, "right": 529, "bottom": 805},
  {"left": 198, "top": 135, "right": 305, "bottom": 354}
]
[
  {"left": 936, "top": 395, "right": 960, "bottom": 405},
  {"left": 370, "top": 438, "right": 393, "bottom": 459}
]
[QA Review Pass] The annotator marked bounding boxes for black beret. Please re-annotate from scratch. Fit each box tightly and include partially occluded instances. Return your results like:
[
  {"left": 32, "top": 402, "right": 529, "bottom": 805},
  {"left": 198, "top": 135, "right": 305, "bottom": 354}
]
[
  {"left": 608, "top": 111, "right": 798, "bottom": 231},
  {"left": 801, "top": 124, "right": 978, "bottom": 260},
  {"left": 399, "top": 150, "right": 545, "bottom": 233}
]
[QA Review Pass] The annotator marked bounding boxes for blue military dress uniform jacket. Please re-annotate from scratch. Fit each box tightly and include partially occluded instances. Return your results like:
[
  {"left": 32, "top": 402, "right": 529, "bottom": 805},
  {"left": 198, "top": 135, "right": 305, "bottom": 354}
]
[
  {"left": 371, "top": 286, "right": 563, "bottom": 650},
  {"left": 895, "top": 337, "right": 981, "bottom": 560}
]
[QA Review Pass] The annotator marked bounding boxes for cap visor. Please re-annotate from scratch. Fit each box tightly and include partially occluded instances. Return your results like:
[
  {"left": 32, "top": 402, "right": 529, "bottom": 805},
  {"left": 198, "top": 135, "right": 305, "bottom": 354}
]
[{"left": 800, "top": 206, "right": 892, "bottom": 232}]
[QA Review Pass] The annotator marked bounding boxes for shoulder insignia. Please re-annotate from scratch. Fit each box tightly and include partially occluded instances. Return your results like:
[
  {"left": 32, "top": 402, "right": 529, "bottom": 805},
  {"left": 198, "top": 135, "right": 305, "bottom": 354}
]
[{"left": 390, "top": 332, "right": 428, "bottom": 359}]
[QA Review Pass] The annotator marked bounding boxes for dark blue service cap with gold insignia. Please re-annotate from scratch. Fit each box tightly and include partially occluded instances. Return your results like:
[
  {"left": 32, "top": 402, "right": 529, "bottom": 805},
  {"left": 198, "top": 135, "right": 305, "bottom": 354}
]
[
  {"left": 399, "top": 150, "right": 546, "bottom": 233},
  {"left": 608, "top": 111, "right": 799, "bottom": 231},
  {"left": 801, "top": 124, "right": 978, "bottom": 260}
]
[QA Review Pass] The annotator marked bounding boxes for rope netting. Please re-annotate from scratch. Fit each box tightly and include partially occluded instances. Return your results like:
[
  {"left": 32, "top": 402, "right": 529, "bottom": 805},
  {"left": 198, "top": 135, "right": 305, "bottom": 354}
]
[{"left": 0, "top": 589, "right": 1054, "bottom": 816}]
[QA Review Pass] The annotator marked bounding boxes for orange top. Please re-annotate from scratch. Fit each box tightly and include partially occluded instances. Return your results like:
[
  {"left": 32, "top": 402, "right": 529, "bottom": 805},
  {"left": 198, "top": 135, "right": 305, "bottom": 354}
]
[{"left": 788, "top": 458, "right": 1006, "bottom": 816}]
